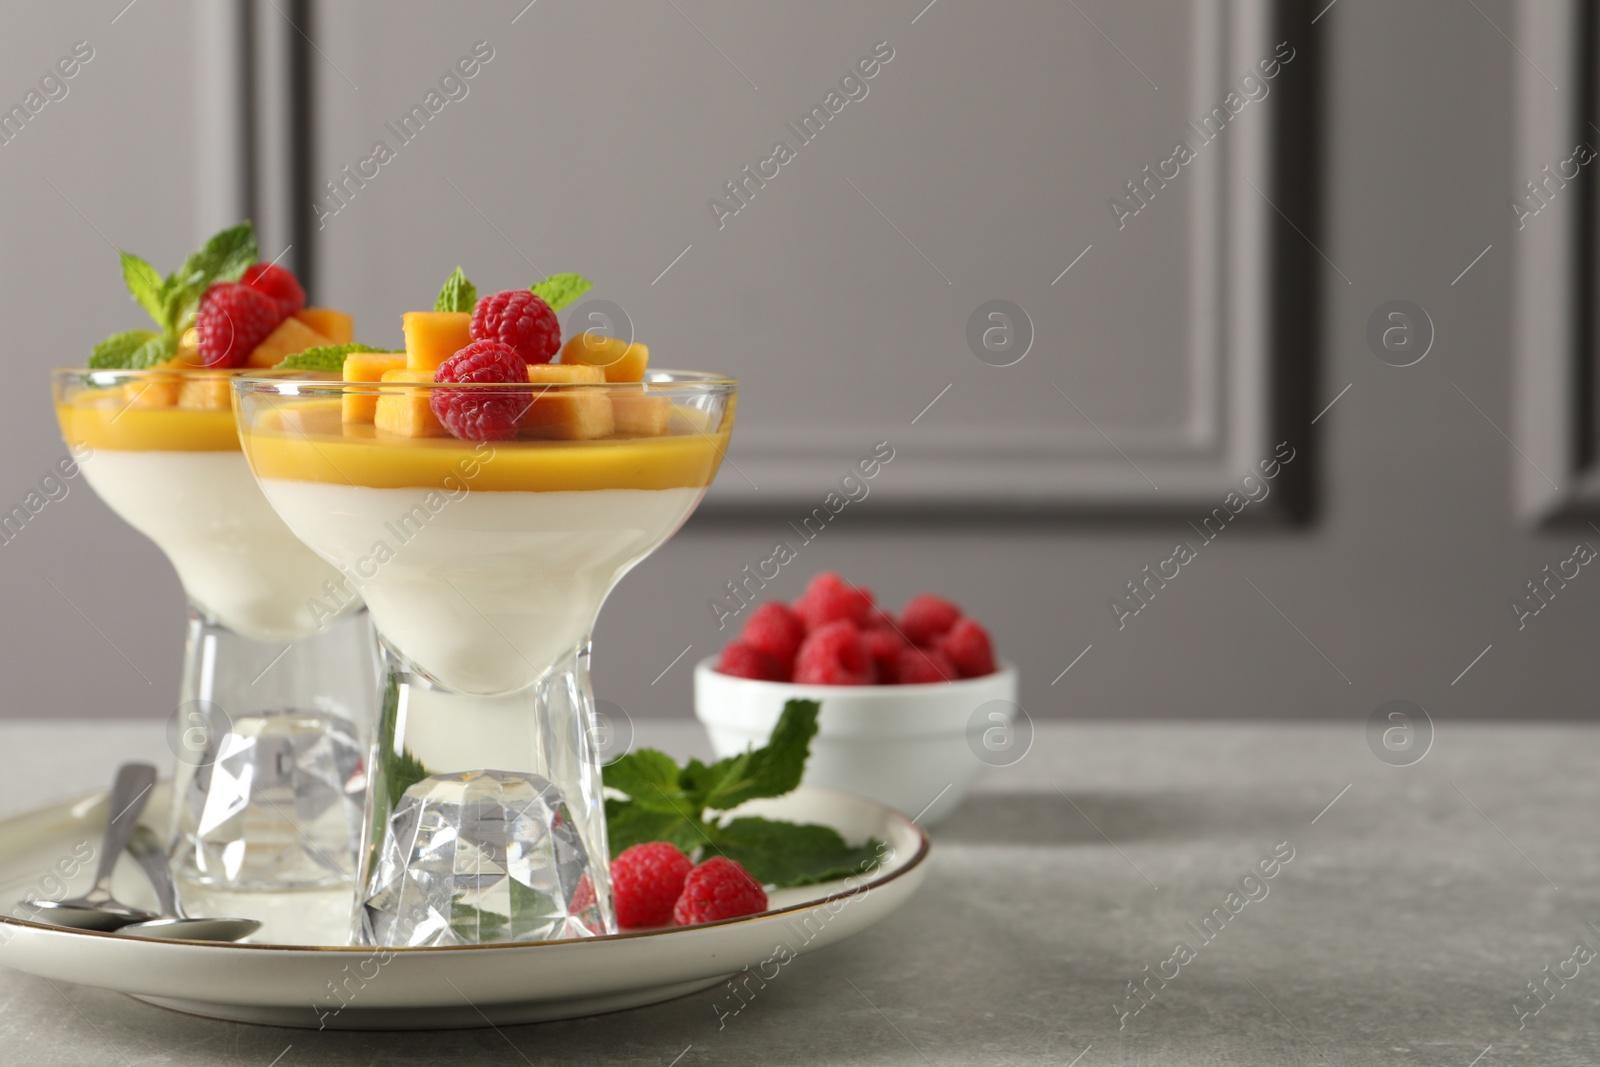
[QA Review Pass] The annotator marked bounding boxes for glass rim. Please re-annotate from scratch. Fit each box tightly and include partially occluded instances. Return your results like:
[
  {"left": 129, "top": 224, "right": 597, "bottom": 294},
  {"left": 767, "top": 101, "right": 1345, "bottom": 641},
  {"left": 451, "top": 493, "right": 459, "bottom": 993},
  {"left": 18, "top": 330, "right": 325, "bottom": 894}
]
[
  {"left": 52, "top": 366, "right": 245, "bottom": 381},
  {"left": 53, "top": 367, "right": 737, "bottom": 390},
  {"left": 228, "top": 368, "right": 738, "bottom": 394}
]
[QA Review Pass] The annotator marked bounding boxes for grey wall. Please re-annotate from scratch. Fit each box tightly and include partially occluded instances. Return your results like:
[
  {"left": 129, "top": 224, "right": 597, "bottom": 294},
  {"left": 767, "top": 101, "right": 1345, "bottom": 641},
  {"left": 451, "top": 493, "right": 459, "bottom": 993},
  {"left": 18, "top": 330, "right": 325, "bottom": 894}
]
[{"left": 2, "top": 0, "right": 1592, "bottom": 727}]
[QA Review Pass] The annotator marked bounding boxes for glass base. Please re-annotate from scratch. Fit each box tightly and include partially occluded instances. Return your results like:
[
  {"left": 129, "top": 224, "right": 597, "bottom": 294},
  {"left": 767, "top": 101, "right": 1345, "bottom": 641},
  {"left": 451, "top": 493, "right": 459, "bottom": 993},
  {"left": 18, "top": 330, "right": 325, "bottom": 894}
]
[
  {"left": 356, "top": 640, "right": 616, "bottom": 946},
  {"left": 170, "top": 606, "right": 379, "bottom": 892}
]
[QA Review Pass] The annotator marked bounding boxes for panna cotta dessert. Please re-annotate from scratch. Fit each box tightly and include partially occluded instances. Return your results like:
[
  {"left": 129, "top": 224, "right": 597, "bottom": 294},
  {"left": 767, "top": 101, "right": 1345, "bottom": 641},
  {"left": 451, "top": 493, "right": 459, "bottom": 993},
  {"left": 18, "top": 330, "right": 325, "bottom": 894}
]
[
  {"left": 56, "top": 223, "right": 380, "bottom": 903},
  {"left": 233, "top": 267, "right": 736, "bottom": 946},
  {"left": 55, "top": 392, "right": 351, "bottom": 643}
]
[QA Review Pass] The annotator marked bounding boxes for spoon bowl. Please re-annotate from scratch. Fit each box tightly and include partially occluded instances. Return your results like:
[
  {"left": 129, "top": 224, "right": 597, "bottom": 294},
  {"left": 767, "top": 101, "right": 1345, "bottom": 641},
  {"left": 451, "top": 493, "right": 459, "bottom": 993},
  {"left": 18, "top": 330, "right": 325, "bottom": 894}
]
[
  {"left": 114, "top": 916, "right": 263, "bottom": 941},
  {"left": 118, "top": 826, "right": 261, "bottom": 942},
  {"left": 21, "top": 763, "right": 159, "bottom": 932},
  {"left": 27, "top": 899, "right": 158, "bottom": 931}
]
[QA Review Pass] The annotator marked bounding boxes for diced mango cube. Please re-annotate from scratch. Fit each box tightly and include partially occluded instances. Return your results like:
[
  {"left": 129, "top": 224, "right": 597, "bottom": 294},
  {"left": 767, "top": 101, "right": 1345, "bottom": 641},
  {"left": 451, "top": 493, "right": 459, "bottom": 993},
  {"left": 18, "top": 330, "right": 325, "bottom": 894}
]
[
  {"left": 611, "top": 394, "right": 671, "bottom": 437},
  {"left": 178, "top": 376, "right": 233, "bottom": 411},
  {"left": 247, "top": 317, "right": 336, "bottom": 368},
  {"left": 560, "top": 332, "right": 648, "bottom": 382},
  {"left": 403, "top": 312, "right": 472, "bottom": 373},
  {"left": 123, "top": 378, "right": 179, "bottom": 408},
  {"left": 341, "top": 352, "right": 407, "bottom": 423},
  {"left": 293, "top": 308, "right": 354, "bottom": 345},
  {"left": 375, "top": 369, "right": 447, "bottom": 437},
  {"left": 527, "top": 363, "right": 604, "bottom": 385},
  {"left": 519, "top": 391, "right": 615, "bottom": 440}
]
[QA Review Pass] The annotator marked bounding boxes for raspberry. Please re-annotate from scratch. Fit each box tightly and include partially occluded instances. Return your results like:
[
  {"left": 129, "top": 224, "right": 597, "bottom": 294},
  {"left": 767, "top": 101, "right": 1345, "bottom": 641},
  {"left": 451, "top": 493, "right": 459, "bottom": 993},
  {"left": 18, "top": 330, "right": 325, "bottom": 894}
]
[
  {"left": 793, "top": 619, "right": 872, "bottom": 686},
  {"left": 939, "top": 617, "right": 996, "bottom": 678},
  {"left": 193, "top": 282, "right": 288, "bottom": 368},
  {"left": 897, "top": 645, "right": 958, "bottom": 684},
  {"left": 717, "top": 641, "right": 788, "bottom": 682},
  {"left": 430, "top": 340, "right": 528, "bottom": 441},
  {"left": 242, "top": 262, "right": 305, "bottom": 314},
  {"left": 865, "top": 607, "right": 898, "bottom": 630},
  {"left": 470, "top": 289, "right": 560, "bottom": 365},
  {"left": 611, "top": 843, "right": 693, "bottom": 929},
  {"left": 862, "top": 627, "right": 906, "bottom": 684},
  {"left": 741, "top": 602, "right": 806, "bottom": 666},
  {"left": 672, "top": 857, "right": 767, "bottom": 926},
  {"left": 793, "top": 572, "right": 874, "bottom": 631},
  {"left": 899, "top": 594, "right": 962, "bottom": 647}
]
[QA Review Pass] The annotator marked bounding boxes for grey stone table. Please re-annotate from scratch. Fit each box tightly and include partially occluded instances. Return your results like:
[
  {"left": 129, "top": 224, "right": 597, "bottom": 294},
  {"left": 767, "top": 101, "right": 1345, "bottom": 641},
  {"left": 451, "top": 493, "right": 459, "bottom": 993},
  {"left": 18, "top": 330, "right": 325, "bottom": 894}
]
[{"left": 0, "top": 720, "right": 1595, "bottom": 1066}]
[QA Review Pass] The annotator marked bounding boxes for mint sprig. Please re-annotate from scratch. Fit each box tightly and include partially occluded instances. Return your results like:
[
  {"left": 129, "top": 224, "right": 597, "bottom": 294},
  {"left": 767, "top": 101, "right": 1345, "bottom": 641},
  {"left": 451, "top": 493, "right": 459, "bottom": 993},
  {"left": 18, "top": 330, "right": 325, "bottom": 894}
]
[
  {"left": 530, "top": 272, "right": 592, "bottom": 312},
  {"left": 275, "top": 342, "right": 384, "bottom": 373},
  {"left": 92, "top": 221, "right": 260, "bottom": 368},
  {"left": 602, "top": 700, "right": 884, "bottom": 887},
  {"left": 435, "top": 266, "right": 477, "bottom": 313}
]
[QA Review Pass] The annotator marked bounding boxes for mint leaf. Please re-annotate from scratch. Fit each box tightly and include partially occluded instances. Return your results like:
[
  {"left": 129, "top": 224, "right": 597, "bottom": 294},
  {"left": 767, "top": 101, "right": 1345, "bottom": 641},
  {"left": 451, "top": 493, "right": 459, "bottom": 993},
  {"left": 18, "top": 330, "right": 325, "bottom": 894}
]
[
  {"left": 603, "top": 797, "right": 707, "bottom": 855},
  {"left": 119, "top": 253, "right": 165, "bottom": 323},
  {"left": 700, "top": 700, "right": 819, "bottom": 811},
  {"left": 712, "top": 817, "right": 884, "bottom": 888},
  {"left": 176, "top": 221, "right": 257, "bottom": 291},
  {"left": 530, "top": 272, "right": 592, "bottom": 312},
  {"left": 275, "top": 342, "right": 383, "bottom": 372},
  {"left": 602, "top": 748, "right": 693, "bottom": 814},
  {"left": 90, "top": 331, "right": 176, "bottom": 370},
  {"left": 435, "top": 267, "right": 477, "bottom": 313},
  {"left": 602, "top": 699, "right": 878, "bottom": 887},
  {"left": 163, "top": 221, "right": 259, "bottom": 334},
  {"left": 130, "top": 333, "right": 178, "bottom": 369},
  {"left": 90, "top": 330, "right": 159, "bottom": 369}
]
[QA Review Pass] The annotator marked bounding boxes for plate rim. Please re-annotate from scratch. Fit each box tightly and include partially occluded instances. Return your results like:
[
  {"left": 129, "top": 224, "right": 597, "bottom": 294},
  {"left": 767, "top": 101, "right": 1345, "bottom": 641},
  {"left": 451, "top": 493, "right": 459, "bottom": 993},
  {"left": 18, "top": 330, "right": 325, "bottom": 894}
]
[{"left": 0, "top": 783, "right": 930, "bottom": 954}]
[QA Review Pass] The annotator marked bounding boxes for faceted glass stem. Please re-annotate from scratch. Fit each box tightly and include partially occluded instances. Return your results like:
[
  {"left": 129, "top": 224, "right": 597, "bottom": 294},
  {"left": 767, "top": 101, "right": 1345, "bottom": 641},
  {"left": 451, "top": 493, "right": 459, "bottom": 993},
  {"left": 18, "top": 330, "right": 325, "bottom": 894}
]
[
  {"left": 356, "top": 639, "right": 616, "bottom": 947},
  {"left": 170, "top": 605, "right": 379, "bottom": 895}
]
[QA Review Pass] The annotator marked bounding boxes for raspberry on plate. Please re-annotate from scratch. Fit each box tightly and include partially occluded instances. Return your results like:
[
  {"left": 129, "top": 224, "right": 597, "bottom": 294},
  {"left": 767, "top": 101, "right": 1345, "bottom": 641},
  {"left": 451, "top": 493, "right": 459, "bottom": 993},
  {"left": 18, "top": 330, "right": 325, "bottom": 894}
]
[
  {"left": 717, "top": 641, "right": 788, "bottom": 682},
  {"left": 862, "top": 627, "right": 906, "bottom": 684},
  {"left": 899, "top": 593, "right": 962, "bottom": 647},
  {"left": 793, "top": 619, "right": 872, "bottom": 685},
  {"left": 672, "top": 857, "right": 768, "bottom": 926},
  {"left": 741, "top": 602, "right": 806, "bottom": 666},
  {"left": 939, "top": 617, "right": 996, "bottom": 678},
  {"left": 794, "top": 572, "right": 874, "bottom": 630},
  {"left": 430, "top": 340, "right": 528, "bottom": 441},
  {"left": 193, "top": 282, "right": 288, "bottom": 368},
  {"left": 470, "top": 289, "right": 561, "bottom": 365},
  {"left": 242, "top": 262, "right": 306, "bottom": 314},
  {"left": 611, "top": 842, "right": 693, "bottom": 929},
  {"left": 897, "top": 645, "right": 958, "bottom": 684}
]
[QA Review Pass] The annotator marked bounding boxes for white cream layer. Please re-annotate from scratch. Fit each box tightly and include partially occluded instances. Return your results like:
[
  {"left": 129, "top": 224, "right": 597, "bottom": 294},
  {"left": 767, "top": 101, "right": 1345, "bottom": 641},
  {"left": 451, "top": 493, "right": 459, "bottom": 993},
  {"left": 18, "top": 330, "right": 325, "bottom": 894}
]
[
  {"left": 257, "top": 480, "right": 703, "bottom": 694},
  {"left": 82, "top": 451, "right": 356, "bottom": 642}
]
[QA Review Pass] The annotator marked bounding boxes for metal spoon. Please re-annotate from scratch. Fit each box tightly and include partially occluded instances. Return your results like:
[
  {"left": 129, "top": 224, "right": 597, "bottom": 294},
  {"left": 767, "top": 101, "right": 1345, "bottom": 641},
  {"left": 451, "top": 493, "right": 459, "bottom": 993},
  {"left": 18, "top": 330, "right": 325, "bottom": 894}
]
[
  {"left": 116, "top": 826, "right": 261, "bottom": 942},
  {"left": 25, "top": 762, "right": 160, "bottom": 931}
]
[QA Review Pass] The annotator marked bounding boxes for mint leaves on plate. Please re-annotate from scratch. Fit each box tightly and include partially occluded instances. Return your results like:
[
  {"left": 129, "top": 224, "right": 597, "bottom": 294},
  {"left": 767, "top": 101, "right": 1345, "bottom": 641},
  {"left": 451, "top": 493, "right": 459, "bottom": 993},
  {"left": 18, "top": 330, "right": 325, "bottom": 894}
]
[
  {"left": 91, "top": 222, "right": 259, "bottom": 369},
  {"left": 603, "top": 700, "right": 884, "bottom": 887}
]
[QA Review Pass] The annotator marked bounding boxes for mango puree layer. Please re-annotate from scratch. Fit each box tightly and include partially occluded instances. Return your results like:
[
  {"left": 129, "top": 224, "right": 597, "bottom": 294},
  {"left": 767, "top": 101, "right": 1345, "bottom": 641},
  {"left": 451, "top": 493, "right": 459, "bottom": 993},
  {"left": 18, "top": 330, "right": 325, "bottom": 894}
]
[
  {"left": 242, "top": 399, "right": 731, "bottom": 492},
  {"left": 55, "top": 392, "right": 241, "bottom": 452}
]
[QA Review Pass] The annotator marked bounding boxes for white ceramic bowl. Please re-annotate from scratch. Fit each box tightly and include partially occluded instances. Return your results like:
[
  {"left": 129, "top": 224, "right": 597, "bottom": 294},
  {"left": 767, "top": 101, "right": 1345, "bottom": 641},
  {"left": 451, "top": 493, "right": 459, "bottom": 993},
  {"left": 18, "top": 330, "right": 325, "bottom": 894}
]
[{"left": 694, "top": 658, "right": 1019, "bottom": 826}]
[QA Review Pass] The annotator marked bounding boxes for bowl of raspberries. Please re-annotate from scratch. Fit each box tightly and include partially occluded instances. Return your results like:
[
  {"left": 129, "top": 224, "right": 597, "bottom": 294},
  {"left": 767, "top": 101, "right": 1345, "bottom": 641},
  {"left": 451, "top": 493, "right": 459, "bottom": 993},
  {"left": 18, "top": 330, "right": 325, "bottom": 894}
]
[{"left": 695, "top": 572, "right": 1016, "bottom": 826}]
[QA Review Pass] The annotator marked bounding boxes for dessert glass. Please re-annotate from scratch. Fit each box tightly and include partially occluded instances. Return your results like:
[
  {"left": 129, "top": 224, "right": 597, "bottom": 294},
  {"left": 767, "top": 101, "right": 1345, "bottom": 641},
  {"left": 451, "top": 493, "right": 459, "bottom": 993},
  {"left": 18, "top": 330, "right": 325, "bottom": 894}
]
[
  {"left": 51, "top": 368, "right": 377, "bottom": 903},
  {"left": 231, "top": 370, "right": 736, "bottom": 946}
]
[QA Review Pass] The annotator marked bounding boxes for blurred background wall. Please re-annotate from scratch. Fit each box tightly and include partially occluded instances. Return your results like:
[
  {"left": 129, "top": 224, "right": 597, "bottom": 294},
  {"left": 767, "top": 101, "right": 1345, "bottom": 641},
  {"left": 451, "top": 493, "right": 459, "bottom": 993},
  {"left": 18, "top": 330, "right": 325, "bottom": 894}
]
[{"left": 2, "top": 0, "right": 1592, "bottom": 725}]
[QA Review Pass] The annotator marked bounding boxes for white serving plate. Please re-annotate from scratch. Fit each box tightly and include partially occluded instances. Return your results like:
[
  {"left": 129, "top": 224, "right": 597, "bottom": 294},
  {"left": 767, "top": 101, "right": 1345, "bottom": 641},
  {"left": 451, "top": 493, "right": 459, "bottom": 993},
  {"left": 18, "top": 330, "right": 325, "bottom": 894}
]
[{"left": 0, "top": 784, "right": 927, "bottom": 1030}]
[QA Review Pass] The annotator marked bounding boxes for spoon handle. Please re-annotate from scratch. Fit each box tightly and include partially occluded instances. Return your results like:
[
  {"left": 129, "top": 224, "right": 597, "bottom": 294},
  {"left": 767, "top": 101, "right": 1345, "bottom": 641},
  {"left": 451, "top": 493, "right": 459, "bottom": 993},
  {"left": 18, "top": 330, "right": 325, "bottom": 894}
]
[
  {"left": 90, "top": 763, "right": 158, "bottom": 896},
  {"left": 128, "top": 826, "right": 180, "bottom": 919}
]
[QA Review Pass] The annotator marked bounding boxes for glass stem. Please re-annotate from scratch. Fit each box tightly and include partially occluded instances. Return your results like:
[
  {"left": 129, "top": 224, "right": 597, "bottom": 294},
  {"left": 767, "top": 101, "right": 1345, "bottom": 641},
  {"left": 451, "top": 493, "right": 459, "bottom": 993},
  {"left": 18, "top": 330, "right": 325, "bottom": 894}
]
[{"left": 357, "top": 638, "right": 616, "bottom": 945}]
